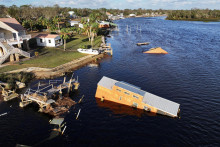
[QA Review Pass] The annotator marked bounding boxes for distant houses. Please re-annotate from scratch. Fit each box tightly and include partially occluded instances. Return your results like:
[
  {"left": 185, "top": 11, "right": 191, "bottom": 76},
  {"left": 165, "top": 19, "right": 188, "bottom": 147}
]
[
  {"left": 129, "top": 14, "right": 136, "bottom": 17},
  {"left": 35, "top": 34, "right": 63, "bottom": 47},
  {"left": 69, "top": 20, "right": 80, "bottom": 27}
]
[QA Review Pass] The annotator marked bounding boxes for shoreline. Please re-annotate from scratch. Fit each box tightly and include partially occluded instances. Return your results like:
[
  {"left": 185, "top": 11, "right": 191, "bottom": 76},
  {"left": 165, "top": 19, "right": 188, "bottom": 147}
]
[
  {"left": 6, "top": 53, "right": 105, "bottom": 79},
  {"left": 166, "top": 18, "right": 220, "bottom": 22}
]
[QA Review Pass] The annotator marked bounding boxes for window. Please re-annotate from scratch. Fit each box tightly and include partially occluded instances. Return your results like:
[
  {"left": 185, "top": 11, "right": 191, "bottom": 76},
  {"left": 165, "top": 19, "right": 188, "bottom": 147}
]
[
  {"left": 124, "top": 92, "right": 130, "bottom": 95},
  {"left": 132, "top": 102, "right": 138, "bottom": 108},
  {"left": 133, "top": 95, "right": 139, "bottom": 99},
  {"left": 116, "top": 89, "right": 121, "bottom": 92},
  {"left": 144, "top": 106, "right": 151, "bottom": 111},
  {"left": 119, "top": 96, "right": 122, "bottom": 100},
  {"left": 48, "top": 40, "right": 51, "bottom": 43},
  {"left": 40, "top": 39, "right": 43, "bottom": 43}
]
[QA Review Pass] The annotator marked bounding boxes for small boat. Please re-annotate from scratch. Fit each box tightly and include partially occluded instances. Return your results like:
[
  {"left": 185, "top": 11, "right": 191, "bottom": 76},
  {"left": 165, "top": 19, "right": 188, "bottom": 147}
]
[
  {"left": 77, "top": 48, "right": 100, "bottom": 55},
  {"left": 136, "top": 42, "right": 150, "bottom": 46}
]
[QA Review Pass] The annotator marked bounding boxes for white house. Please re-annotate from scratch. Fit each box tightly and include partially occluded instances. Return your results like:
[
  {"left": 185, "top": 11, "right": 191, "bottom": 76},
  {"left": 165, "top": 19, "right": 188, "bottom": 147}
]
[
  {"left": 69, "top": 20, "right": 80, "bottom": 27},
  {"left": 0, "top": 18, "right": 31, "bottom": 64},
  {"left": 129, "top": 14, "right": 136, "bottom": 17},
  {"left": 35, "top": 34, "right": 63, "bottom": 47}
]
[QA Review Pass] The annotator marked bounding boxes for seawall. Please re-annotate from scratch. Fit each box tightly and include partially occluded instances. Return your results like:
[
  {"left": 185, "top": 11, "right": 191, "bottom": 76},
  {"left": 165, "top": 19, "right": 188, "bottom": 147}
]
[{"left": 6, "top": 53, "right": 104, "bottom": 79}]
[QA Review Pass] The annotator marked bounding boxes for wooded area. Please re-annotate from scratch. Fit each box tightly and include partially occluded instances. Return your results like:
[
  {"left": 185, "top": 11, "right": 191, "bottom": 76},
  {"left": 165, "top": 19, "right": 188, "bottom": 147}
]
[{"left": 166, "top": 9, "right": 220, "bottom": 21}]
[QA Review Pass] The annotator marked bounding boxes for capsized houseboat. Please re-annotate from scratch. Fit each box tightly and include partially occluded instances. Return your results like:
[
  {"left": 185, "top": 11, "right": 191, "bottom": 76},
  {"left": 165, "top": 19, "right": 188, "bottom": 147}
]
[
  {"left": 77, "top": 48, "right": 100, "bottom": 55},
  {"left": 95, "top": 76, "right": 180, "bottom": 117}
]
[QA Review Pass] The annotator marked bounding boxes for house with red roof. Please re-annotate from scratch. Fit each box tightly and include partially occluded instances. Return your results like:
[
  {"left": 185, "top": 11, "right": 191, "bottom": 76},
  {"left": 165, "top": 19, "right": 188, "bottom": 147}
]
[{"left": 35, "top": 34, "right": 63, "bottom": 47}]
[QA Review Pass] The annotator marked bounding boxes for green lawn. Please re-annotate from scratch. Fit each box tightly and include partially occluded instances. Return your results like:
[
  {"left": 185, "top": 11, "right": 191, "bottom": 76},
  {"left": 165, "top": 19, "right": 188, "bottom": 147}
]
[
  {"left": 61, "top": 34, "right": 102, "bottom": 50},
  {"left": 0, "top": 34, "right": 102, "bottom": 73}
]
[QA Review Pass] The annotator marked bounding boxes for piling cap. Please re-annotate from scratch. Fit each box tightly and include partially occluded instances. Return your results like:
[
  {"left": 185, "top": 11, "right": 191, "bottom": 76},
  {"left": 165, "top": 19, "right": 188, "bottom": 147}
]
[{"left": 50, "top": 118, "right": 64, "bottom": 125}]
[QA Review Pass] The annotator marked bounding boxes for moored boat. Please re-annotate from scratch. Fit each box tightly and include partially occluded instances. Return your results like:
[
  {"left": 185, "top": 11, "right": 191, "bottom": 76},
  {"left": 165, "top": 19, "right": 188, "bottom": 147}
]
[
  {"left": 77, "top": 48, "right": 100, "bottom": 55},
  {"left": 136, "top": 42, "right": 150, "bottom": 46}
]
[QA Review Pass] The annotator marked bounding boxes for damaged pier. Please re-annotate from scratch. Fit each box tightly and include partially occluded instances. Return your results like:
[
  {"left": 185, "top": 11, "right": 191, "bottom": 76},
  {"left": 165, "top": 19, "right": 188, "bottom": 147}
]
[{"left": 19, "top": 75, "right": 80, "bottom": 116}]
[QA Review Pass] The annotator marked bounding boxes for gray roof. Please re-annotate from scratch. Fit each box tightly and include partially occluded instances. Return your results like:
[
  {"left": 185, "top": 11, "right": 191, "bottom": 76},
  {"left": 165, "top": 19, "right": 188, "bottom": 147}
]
[
  {"left": 98, "top": 76, "right": 118, "bottom": 90},
  {"left": 98, "top": 76, "right": 180, "bottom": 117},
  {"left": 115, "top": 81, "right": 146, "bottom": 96},
  {"left": 143, "top": 92, "right": 180, "bottom": 117}
]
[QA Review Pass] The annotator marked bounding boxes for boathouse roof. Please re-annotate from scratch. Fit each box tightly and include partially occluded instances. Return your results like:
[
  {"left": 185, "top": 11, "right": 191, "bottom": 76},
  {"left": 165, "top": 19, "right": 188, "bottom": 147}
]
[
  {"left": 98, "top": 76, "right": 117, "bottom": 90},
  {"left": 143, "top": 92, "right": 180, "bottom": 117},
  {"left": 115, "top": 81, "right": 146, "bottom": 96}
]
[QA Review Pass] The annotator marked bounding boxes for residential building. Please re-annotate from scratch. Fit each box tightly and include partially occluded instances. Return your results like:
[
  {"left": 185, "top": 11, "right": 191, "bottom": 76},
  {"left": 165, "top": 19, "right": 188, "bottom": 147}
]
[
  {"left": 0, "top": 18, "right": 31, "bottom": 64},
  {"left": 69, "top": 20, "right": 80, "bottom": 27},
  {"left": 35, "top": 34, "right": 63, "bottom": 47}
]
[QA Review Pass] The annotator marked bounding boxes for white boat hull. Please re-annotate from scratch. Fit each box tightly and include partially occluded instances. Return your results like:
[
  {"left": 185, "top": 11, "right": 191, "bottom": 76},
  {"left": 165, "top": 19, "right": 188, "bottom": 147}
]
[{"left": 77, "top": 48, "right": 99, "bottom": 55}]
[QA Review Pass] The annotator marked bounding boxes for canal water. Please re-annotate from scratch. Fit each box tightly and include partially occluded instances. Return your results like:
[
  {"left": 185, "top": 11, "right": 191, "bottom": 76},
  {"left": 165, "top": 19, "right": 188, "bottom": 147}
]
[{"left": 0, "top": 17, "right": 220, "bottom": 146}]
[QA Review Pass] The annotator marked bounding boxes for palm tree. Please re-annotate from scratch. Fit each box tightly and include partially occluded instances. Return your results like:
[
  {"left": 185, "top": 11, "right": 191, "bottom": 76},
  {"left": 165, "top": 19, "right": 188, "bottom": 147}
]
[
  {"left": 60, "top": 28, "right": 71, "bottom": 51},
  {"left": 53, "top": 16, "right": 61, "bottom": 32},
  {"left": 90, "top": 22, "right": 99, "bottom": 47}
]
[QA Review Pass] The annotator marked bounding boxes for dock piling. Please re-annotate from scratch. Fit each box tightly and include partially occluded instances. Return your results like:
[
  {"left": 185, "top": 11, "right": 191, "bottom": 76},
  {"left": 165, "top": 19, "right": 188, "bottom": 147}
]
[{"left": 76, "top": 109, "right": 81, "bottom": 120}]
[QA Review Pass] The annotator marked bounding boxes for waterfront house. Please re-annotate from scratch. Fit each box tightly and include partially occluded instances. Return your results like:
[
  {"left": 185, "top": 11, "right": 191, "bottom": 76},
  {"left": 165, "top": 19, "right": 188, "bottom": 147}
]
[
  {"left": 0, "top": 18, "right": 31, "bottom": 64},
  {"left": 35, "top": 34, "right": 63, "bottom": 47},
  {"left": 95, "top": 76, "right": 180, "bottom": 117},
  {"left": 69, "top": 20, "right": 80, "bottom": 27},
  {"left": 129, "top": 14, "right": 136, "bottom": 17},
  {"left": 99, "top": 21, "right": 110, "bottom": 28}
]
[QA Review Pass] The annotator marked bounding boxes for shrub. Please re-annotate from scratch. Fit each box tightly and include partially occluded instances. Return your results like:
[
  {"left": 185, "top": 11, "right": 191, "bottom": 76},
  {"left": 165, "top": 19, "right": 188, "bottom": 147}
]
[{"left": 35, "top": 52, "right": 39, "bottom": 57}]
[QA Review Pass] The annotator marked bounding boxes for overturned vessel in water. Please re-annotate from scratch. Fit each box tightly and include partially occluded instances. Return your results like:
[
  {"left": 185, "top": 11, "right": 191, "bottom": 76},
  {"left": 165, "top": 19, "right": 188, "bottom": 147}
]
[
  {"left": 95, "top": 76, "right": 180, "bottom": 117},
  {"left": 144, "top": 47, "right": 168, "bottom": 54}
]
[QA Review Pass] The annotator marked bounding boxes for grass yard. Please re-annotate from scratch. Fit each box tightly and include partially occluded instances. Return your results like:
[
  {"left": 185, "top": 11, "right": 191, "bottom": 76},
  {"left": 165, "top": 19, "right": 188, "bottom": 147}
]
[
  {"left": 62, "top": 34, "right": 102, "bottom": 50},
  {"left": 0, "top": 34, "right": 102, "bottom": 73}
]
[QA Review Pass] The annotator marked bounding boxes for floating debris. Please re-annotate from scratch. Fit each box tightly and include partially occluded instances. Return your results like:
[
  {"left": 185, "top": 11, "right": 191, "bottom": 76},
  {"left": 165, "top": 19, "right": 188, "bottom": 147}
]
[{"left": 0, "top": 112, "right": 8, "bottom": 117}]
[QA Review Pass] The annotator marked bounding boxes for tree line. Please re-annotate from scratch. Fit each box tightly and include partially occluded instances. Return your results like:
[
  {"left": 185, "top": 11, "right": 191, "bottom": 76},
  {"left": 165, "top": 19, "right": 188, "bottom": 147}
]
[{"left": 166, "top": 9, "right": 220, "bottom": 21}]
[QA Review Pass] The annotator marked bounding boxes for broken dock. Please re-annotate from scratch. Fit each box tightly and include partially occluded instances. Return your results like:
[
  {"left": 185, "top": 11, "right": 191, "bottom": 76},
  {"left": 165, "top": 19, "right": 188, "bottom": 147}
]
[{"left": 19, "top": 75, "right": 79, "bottom": 116}]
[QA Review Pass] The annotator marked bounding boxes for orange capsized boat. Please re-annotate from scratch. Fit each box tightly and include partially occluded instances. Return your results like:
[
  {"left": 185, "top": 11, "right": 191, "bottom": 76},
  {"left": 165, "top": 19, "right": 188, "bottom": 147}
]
[{"left": 144, "top": 47, "right": 168, "bottom": 54}]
